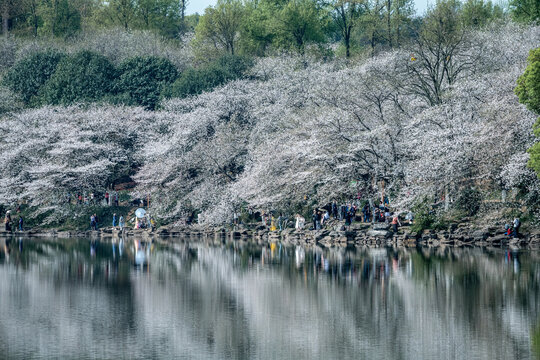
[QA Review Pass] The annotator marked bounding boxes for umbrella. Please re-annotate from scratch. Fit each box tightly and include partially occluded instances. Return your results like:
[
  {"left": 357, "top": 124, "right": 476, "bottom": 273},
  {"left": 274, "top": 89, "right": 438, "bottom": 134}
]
[{"left": 135, "top": 208, "right": 146, "bottom": 219}]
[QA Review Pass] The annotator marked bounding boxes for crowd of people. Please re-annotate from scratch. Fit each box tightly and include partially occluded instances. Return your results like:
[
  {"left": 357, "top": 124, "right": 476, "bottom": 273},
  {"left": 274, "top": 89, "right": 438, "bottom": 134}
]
[
  {"left": 505, "top": 218, "right": 521, "bottom": 238},
  {"left": 89, "top": 212, "right": 156, "bottom": 232},
  {"left": 69, "top": 190, "right": 120, "bottom": 206},
  {"left": 90, "top": 213, "right": 127, "bottom": 231},
  {"left": 3, "top": 210, "right": 23, "bottom": 233},
  {"left": 257, "top": 200, "right": 414, "bottom": 233}
]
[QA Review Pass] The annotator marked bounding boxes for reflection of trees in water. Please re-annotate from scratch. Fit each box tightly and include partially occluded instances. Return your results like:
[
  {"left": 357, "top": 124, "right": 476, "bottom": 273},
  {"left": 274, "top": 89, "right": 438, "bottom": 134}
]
[{"left": 0, "top": 238, "right": 539, "bottom": 359}]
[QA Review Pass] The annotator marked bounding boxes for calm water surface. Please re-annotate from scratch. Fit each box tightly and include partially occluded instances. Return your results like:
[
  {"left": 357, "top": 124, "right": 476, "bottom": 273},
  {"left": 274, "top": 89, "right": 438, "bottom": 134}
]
[{"left": 1, "top": 237, "right": 539, "bottom": 360}]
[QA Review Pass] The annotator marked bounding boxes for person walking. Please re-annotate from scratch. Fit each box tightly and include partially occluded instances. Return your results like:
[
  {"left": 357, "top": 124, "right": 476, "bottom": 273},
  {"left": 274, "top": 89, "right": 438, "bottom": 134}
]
[{"left": 391, "top": 215, "right": 401, "bottom": 233}]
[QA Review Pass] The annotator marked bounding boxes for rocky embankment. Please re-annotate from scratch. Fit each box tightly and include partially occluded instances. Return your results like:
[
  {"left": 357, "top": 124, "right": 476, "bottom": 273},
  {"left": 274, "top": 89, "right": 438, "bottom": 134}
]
[
  {"left": 187, "top": 222, "right": 539, "bottom": 248},
  {"left": 2, "top": 221, "right": 539, "bottom": 248}
]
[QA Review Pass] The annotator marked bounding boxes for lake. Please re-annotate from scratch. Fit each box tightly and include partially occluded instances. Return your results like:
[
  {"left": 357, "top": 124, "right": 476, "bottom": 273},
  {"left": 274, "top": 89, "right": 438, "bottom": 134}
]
[{"left": 0, "top": 237, "right": 539, "bottom": 359}]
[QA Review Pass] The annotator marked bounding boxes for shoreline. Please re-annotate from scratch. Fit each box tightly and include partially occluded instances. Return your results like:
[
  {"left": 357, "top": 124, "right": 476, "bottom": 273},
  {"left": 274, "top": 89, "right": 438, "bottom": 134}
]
[{"left": 1, "top": 222, "right": 539, "bottom": 249}]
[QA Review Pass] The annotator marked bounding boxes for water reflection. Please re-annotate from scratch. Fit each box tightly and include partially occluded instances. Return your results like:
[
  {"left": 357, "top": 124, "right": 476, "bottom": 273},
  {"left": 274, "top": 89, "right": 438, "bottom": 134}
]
[{"left": 0, "top": 237, "right": 539, "bottom": 359}]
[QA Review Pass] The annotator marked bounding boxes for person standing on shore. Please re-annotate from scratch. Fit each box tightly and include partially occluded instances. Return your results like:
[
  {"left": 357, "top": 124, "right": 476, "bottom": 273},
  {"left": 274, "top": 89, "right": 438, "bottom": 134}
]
[
  {"left": 90, "top": 214, "right": 96, "bottom": 230},
  {"left": 270, "top": 214, "right": 277, "bottom": 231},
  {"left": 4, "top": 211, "right": 12, "bottom": 232},
  {"left": 18, "top": 216, "right": 23, "bottom": 231},
  {"left": 295, "top": 214, "right": 305, "bottom": 230},
  {"left": 119, "top": 215, "right": 125, "bottom": 230},
  {"left": 513, "top": 217, "right": 521, "bottom": 237},
  {"left": 406, "top": 211, "right": 414, "bottom": 224},
  {"left": 112, "top": 213, "right": 117, "bottom": 228}
]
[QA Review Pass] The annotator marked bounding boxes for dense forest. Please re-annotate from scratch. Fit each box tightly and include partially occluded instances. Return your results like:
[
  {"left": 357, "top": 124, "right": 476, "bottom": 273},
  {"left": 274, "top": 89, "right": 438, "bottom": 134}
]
[{"left": 0, "top": 0, "right": 539, "bottom": 228}]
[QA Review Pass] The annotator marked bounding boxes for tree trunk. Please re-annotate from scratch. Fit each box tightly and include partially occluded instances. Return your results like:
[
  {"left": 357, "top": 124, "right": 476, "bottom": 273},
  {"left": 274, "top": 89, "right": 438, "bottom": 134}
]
[
  {"left": 31, "top": 3, "right": 39, "bottom": 37},
  {"left": 386, "top": 0, "right": 392, "bottom": 48},
  {"left": 370, "top": 30, "right": 376, "bottom": 57},
  {"left": 444, "top": 186, "right": 449, "bottom": 211},
  {"left": 2, "top": 2, "right": 9, "bottom": 37},
  {"left": 345, "top": 33, "right": 350, "bottom": 58},
  {"left": 395, "top": 7, "right": 401, "bottom": 47},
  {"left": 180, "top": 0, "right": 186, "bottom": 21}
]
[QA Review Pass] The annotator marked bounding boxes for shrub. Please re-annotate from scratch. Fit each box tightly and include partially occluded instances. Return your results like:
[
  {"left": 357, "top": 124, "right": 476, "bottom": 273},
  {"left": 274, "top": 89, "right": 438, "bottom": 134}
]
[
  {"left": 2, "top": 50, "right": 65, "bottom": 105},
  {"left": 39, "top": 50, "right": 117, "bottom": 105},
  {"left": 455, "top": 188, "right": 482, "bottom": 216},
  {"left": 0, "top": 37, "right": 17, "bottom": 74},
  {"left": 114, "top": 56, "right": 178, "bottom": 110},
  {"left": 164, "top": 54, "right": 253, "bottom": 98},
  {"left": 0, "top": 87, "right": 23, "bottom": 114},
  {"left": 411, "top": 197, "right": 436, "bottom": 233}
]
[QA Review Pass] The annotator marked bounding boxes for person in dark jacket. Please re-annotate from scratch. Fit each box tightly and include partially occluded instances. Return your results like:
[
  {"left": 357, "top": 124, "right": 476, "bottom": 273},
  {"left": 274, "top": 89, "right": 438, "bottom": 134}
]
[{"left": 332, "top": 201, "right": 338, "bottom": 219}]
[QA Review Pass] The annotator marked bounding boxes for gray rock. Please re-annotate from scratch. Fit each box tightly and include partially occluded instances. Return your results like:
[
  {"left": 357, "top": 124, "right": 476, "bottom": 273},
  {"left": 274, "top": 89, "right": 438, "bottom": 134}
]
[
  {"left": 471, "top": 230, "right": 488, "bottom": 240},
  {"left": 373, "top": 223, "right": 390, "bottom": 231},
  {"left": 367, "top": 230, "right": 391, "bottom": 238}
]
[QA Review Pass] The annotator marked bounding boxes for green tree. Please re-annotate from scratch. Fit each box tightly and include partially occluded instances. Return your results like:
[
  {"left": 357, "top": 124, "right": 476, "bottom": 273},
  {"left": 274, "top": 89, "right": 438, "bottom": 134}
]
[
  {"left": 39, "top": 50, "right": 117, "bottom": 105},
  {"left": 2, "top": 50, "right": 65, "bottom": 105},
  {"left": 0, "top": 0, "right": 23, "bottom": 36},
  {"left": 516, "top": 48, "right": 540, "bottom": 115},
  {"left": 273, "top": 0, "right": 329, "bottom": 55},
  {"left": 134, "top": 0, "right": 181, "bottom": 37},
  {"left": 38, "top": 0, "right": 81, "bottom": 37},
  {"left": 355, "top": 0, "right": 385, "bottom": 56},
  {"left": 115, "top": 56, "right": 178, "bottom": 109},
  {"left": 22, "top": 0, "right": 40, "bottom": 36},
  {"left": 510, "top": 0, "right": 539, "bottom": 23},
  {"left": 461, "top": 0, "right": 504, "bottom": 28},
  {"left": 390, "top": 0, "right": 414, "bottom": 47},
  {"left": 516, "top": 48, "right": 540, "bottom": 175},
  {"left": 330, "top": 0, "right": 363, "bottom": 57},
  {"left": 241, "top": 0, "right": 277, "bottom": 56},
  {"left": 407, "top": 0, "right": 465, "bottom": 105},
  {"left": 99, "top": 0, "right": 136, "bottom": 30},
  {"left": 194, "top": 0, "right": 245, "bottom": 56}
]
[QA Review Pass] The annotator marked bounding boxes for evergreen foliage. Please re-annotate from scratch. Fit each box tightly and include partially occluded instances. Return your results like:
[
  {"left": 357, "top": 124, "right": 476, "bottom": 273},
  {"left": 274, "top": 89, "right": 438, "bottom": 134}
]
[
  {"left": 115, "top": 56, "right": 178, "bottom": 110},
  {"left": 516, "top": 48, "right": 540, "bottom": 177},
  {"left": 2, "top": 50, "right": 65, "bottom": 105},
  {"left": 39, "top": 50, "right": 117, "bottom": 105},
  {"left": 165, "top": 55, "right": 253, "bottom": 98}
]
